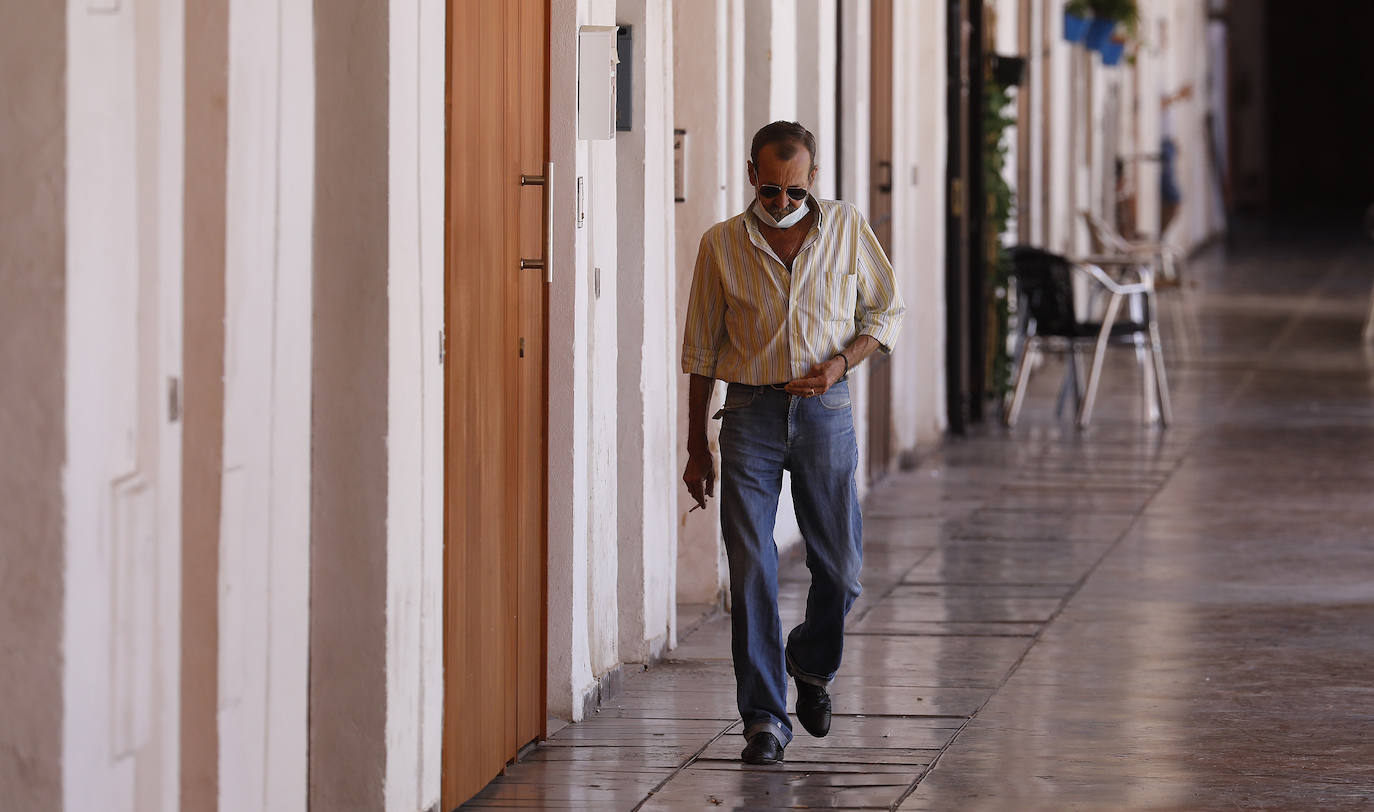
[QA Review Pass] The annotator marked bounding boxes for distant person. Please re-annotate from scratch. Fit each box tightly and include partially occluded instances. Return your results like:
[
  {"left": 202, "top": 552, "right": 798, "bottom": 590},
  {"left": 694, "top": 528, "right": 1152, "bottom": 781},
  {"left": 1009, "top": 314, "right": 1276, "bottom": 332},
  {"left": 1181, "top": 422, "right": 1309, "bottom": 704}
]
[
  {"left": 1160, "top": 84, "right": 1193, "bottom": 238},
  {"left": 680, "top": 121, "right": 905, "bottom": 765}
]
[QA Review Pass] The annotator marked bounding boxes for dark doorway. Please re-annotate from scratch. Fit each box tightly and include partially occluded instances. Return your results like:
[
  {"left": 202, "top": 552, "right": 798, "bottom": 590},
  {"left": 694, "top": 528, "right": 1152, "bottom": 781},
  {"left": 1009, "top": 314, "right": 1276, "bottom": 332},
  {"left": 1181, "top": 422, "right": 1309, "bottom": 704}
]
[
  {"left": 946, "top": 0, "right": 987, "bottom": 433},
  {"left": 1265, "top": 0, "right": 1374, "bottom": 215}
]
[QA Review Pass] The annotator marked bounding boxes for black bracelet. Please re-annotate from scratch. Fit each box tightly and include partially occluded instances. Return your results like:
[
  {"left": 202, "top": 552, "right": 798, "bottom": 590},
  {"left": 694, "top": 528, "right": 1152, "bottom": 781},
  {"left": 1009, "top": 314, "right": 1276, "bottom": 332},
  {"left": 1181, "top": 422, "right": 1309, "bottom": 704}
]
[{"left": 834, "top": 352, "right": 850, "bottom": 377}]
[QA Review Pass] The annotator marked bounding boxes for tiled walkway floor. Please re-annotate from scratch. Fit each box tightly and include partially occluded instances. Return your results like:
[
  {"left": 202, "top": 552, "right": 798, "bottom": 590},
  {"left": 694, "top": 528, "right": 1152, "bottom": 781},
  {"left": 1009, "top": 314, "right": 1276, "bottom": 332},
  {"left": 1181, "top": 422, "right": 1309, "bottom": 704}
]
[{"left": 465, "top": 225, "right": 1374, "bottom": 810}]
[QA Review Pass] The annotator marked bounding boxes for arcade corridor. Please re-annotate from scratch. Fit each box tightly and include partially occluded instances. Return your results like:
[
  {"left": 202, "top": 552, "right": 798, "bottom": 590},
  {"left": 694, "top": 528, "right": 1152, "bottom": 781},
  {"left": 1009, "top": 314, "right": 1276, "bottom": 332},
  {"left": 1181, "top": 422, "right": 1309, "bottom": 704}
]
[{"left": 463, "top": 225, "right": 1374, "bottom": 809}]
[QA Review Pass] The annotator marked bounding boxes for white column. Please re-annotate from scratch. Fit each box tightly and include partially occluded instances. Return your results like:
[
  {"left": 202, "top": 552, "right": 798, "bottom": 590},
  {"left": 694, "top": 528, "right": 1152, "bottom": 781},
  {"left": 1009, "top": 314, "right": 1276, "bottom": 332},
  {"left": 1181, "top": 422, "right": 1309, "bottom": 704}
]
[
  {"left": 64, "top": 1, "right": 184, "bottom": 808},
  {"left": 889, "top": 0, "right": 949, "bottom": 450},
  {"left": 672, "top": 0, "right": 731, "bottom": 608},
  {"left": 583, "top": 0, "right": 622, "bottom": 683},
  {"left": 743, "top": 0, "right": 799, "bottom": 141},
  {"left": 547, "top": 0, "right": 591, "bottom": 721},
  {"left": 1134, "top": 0, "right": 1163, "bottom": 240},
  {"left": 837, "top": 0, "right": 872, "bottom": 481},
  {"left": 547, "top": 0, "right": 623, "bottom": 720},
  {"left": 218, "top": 0, "right": 314, "bottom": 807},
  {"left": 795, "top": 0, "right": 838, "bottom": 200},
  {"left": 1047, "top": 1, "right": 1074, "bottom": 253},
  {"left": 1029, "top": 0, "right": 1046, "bottom": 244},
  {"left": 837, "top": 0, "right": 870, "bottom": 211},
  {"left": 384, "top": 0, "right": 445, "bottom": 808},
  {"left": 616, "top": 0, "right": 679, "bottom": 664}
]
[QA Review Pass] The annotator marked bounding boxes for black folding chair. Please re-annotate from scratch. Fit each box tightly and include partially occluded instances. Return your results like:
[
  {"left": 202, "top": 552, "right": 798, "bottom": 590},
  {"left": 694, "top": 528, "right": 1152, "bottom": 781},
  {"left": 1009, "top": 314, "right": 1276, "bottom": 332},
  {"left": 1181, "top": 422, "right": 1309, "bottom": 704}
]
[{"left": 1005, "top": 246, "right": 1172, "bottom": 428}]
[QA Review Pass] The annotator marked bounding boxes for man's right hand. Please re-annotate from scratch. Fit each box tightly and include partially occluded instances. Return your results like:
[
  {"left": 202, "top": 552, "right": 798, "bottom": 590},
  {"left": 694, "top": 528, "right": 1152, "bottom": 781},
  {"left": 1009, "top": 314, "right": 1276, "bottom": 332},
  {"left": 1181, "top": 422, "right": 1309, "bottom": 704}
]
[{"left": 683, "top": 451, "right": 715, "bottom": 511}]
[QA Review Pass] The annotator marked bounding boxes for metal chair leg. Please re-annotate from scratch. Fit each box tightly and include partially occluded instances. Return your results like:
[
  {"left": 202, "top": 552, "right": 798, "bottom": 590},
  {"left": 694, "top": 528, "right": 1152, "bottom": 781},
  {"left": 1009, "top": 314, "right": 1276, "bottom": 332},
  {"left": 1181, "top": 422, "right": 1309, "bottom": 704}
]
[
  {"left": 1055, "top": 350, "right": 1077, "bottom": 418},
  {"left": 1150, "top": 320, "right": 1173, "bottom": 426},
  {"left": 1134, "top": 334, "right": 1158, "bottom": 424},
  {"left": 1364, "top": 282, "right": 1374, "bottom": 340},
  {"left": 1070, "top": 349, "right": 1084, "bottom": 402},
  {"left": 1078, "top": 293, "right": 1124, "bottom": 429},
  {"left": 1006, "top": 335, "right": 1037, "bottom": 427}
]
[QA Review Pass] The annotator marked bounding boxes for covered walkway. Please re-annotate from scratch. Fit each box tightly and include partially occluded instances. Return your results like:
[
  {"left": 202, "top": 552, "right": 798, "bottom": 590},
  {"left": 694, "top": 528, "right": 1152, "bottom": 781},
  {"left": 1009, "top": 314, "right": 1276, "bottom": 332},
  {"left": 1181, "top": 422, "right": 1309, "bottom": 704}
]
[{"left": 465, "top": 226, "right": 1374, "bottom": 809}]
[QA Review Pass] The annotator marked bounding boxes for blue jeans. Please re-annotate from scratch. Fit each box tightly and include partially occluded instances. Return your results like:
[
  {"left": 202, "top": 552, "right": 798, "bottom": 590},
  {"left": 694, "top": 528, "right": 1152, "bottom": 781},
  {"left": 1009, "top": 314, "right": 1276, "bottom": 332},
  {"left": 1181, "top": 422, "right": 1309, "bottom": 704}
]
[{"left": 716, "top": 379, "right": 864, "bottom": 746}]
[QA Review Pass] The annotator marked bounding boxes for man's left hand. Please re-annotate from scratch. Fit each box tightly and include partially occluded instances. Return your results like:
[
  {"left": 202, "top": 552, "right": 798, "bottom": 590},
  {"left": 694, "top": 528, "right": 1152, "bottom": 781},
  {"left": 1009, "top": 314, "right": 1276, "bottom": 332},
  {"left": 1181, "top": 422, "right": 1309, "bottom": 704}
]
[{"left": 784, "top": 356, "right": 845, "bottom": 398}]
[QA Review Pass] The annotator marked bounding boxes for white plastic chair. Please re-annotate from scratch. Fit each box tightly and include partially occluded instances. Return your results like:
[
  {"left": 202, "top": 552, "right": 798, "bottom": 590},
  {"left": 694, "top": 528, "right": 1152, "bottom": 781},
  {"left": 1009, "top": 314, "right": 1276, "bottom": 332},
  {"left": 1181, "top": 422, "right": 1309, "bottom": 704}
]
[
  {"left": 1006, "top": 247, "right": 1172, "bottom": 429},
  {"left": 1082, "top": 210, "right": 1198, "bottom": 355}
]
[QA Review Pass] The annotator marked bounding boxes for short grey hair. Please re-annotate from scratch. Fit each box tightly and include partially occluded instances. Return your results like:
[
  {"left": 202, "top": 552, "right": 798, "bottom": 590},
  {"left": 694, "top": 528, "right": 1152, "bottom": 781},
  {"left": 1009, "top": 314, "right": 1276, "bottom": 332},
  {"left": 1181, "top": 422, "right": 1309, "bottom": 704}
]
[{"left": 750, "top": 121, "right": 817, "bottom": 171}]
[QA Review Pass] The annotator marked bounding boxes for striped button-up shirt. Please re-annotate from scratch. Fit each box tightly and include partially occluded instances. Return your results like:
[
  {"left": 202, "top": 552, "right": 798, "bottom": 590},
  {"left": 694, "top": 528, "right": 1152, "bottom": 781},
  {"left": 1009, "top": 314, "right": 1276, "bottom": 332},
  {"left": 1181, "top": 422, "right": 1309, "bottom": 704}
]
[{"left": 681, "top": 197, "right": 905, "bottom": 385}]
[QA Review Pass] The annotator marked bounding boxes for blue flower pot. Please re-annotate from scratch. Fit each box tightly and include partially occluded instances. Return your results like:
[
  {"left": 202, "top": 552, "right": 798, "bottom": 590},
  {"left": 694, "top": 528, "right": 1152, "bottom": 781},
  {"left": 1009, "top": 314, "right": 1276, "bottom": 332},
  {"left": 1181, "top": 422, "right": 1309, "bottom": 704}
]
[
  {"left": 1084, "top": 18, "right": 1116, "bottom": 51},
  {"left": 1100, "top": 38, "right": 1126, "bottom": 66},
  {"left": 1063, "top": 11, "right": 1089, "bottom": 43}
]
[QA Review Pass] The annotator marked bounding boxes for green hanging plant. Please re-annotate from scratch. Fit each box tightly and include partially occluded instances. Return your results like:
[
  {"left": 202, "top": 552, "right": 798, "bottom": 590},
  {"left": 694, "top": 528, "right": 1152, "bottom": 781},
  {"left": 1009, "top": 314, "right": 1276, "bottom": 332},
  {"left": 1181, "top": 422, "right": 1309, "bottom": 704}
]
[
  {"left": 1085, "top": 0, "right": 1139, "bottom": 39},
  {"left": 983, "top": 73, "right": 1017, "bottom": 399}
]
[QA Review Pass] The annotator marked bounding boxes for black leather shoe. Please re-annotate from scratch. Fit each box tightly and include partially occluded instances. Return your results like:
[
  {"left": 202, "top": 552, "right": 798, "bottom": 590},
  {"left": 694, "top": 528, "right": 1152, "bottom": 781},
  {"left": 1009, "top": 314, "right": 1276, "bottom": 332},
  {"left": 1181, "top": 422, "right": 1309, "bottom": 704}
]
[
  {"left": 795, "top": 680, "right": 832, "bottom": 737},
  {"left": 740, "top": 732, "right": 784, "bottom": 764}
]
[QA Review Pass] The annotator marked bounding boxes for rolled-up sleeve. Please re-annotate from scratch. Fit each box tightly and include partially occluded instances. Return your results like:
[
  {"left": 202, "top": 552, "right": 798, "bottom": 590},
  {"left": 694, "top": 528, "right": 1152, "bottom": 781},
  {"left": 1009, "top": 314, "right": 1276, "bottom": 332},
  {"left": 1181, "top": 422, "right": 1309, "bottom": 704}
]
[
  {"left": 681, "top": 231, "right": 728, "bottom": 377},
  {"left": 854, "top": 216, "right": 906, "bottom": 353}
]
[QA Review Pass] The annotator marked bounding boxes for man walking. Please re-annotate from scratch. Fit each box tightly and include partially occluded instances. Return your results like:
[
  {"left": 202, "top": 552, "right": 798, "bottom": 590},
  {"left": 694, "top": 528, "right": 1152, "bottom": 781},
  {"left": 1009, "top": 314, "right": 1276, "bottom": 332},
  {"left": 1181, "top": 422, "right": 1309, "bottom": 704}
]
[{"left": 681, "top": 121, "right": 905, "bottom": 764}]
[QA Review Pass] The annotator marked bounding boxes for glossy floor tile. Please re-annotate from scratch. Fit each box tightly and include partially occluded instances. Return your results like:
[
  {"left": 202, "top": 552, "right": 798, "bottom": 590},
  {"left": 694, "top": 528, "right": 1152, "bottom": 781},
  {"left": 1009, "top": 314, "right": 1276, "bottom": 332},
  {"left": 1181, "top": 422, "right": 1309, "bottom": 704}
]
[{"left": 465, "top": 230, "right": 1374, "bottom": 809}]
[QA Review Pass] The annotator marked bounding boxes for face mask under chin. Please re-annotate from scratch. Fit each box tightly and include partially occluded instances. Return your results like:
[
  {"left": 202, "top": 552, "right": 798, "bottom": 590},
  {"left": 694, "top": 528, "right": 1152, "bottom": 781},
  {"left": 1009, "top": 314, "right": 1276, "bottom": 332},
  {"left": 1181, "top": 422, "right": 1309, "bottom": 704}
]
[{"left": 753, "top": 192, "right": 810, "bottom": 229}]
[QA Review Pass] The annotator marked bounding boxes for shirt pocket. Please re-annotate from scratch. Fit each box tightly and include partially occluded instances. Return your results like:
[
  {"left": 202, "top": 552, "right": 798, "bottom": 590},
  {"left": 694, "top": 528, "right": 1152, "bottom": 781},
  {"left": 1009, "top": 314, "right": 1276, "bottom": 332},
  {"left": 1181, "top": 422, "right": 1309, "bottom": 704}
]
[{"left": 823, "top": 271, "right": 859, "bottom": 323}]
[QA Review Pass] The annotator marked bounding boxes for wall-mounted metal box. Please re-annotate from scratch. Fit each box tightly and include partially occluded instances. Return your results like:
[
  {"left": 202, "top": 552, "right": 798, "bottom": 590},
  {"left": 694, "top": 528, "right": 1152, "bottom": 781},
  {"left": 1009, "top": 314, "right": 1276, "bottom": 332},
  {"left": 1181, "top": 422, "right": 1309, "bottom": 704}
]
[{"left": 578, "top": 25, "right": 619, "bottom": 140}]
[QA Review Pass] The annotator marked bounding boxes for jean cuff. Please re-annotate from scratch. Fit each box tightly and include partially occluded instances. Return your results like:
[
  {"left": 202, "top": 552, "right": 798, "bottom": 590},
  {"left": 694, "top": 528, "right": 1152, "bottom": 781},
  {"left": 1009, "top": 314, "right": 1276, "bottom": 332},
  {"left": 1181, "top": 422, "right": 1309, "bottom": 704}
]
[
  {"left": 785, "top": 647, "right": 833, "bottom": 688},
  {"left": 743, "top": 718, "right": 792, "bottom": 747}
]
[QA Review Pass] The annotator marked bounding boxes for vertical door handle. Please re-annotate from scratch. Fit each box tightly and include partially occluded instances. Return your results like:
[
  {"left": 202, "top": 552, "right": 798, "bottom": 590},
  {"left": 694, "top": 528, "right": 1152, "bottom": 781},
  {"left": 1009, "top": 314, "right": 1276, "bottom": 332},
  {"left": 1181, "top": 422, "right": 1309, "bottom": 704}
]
[
  {"left": 876, "top": 160, "right": 893, "bottom": 194},
  {"left": 519, "top": 161, "right": 554, "bottom": 284}
]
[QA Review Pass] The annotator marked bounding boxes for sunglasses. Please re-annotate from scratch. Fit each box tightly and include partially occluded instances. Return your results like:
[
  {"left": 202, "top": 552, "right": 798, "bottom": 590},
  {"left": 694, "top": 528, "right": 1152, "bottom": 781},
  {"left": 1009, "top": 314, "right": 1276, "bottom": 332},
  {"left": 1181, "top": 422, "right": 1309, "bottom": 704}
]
[{"left": 758, "top": 184, "right": 808, "bottom": 202}]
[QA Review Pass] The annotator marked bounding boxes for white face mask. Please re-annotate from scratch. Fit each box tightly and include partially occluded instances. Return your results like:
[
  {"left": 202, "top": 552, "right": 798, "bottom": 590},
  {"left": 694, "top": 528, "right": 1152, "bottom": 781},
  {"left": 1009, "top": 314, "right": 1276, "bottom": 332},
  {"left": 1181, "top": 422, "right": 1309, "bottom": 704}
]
[{"left": 752, "top": 198, "right": 810, "bottom": 229}]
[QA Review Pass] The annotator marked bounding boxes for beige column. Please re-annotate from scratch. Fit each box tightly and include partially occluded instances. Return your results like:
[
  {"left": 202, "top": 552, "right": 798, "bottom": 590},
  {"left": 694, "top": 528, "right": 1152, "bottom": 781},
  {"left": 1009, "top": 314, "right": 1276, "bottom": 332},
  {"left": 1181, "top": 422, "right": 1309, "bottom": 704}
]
[
  {"left": 310, "top": 1, "right": 391, "bottom": 808},
  {"left": 0, "top": 5, "right": 66, "bottom": 809}
]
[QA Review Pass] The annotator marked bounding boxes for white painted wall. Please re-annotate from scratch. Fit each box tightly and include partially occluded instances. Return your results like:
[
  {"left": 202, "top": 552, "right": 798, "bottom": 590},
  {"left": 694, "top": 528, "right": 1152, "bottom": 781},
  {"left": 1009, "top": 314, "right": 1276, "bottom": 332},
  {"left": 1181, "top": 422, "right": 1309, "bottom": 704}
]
[
  {"left": 1026, "top": 0, "right": 1218, "bottom": 255},
  {"left": 616, "top": 0, "right": 679, "bottom": 664},
  {"left": 837, "top": 0, "right": 873, "bottom": 487},
  {"left": 218, "top": 1, "right": 313, "bottom": 808},
  {"left": 384, "top": 0, "right": 446, "bottom": 809},
  {"left": 547, "top": 0, "right": 624, "bottom": 720},
  {"left": 548, "top": 0, "right": 591, "bottom": 722},
  {"left": 889, "top": 0, "right": 948, "bottom": 450},
  {"left": 740, "top": 0, "right": 800, "bottom": 134},
  {"left": 1166, "top": 1, "right": 1224, "bottom": 248},
  {"left": 584, "top": 4, "right": 622, "bottom": 682},
  {"left": 992, "top": 0, "right": 1020, "bottom": 248},
  {"left": 1048, "top": 3, "right": 1074, "bottom": 254},
  {"left": 671, "top": 0, "right": 731, "bottom": 609},
  {"left": 1029, "top": 0, "right": 1048, "bottom": 246},
  {"left": 64, "top": 1, "right": 184, "bottom": 809},
  {"left": 1135, "top": 0, "right": 1164, "bottom": 240},
  {"left": 796, "top": 0, "right": 839, "bottom": 201}
]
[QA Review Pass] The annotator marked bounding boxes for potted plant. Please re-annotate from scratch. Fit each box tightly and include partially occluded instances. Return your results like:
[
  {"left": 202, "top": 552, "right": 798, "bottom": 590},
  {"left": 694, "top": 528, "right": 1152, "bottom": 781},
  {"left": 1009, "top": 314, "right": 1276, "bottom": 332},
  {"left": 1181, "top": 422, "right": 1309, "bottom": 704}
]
[
  {"left": 1063, "top": 0, "right": 1091, "bottom": 43},
  {"left": 1100, "top": 35, "right": 1127, "bottom": 66},
  {"left": 1084, "top": 0, "right": 1138, "bottom": 51}
]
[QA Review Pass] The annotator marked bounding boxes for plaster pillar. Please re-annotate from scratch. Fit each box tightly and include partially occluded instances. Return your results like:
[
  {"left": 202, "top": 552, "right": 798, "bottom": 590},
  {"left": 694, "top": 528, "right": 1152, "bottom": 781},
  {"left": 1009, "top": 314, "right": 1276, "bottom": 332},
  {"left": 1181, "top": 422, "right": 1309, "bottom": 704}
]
[
  {"left": 0, "top": 5, "right": 65, "bottom": 808},
  {"left": 617, "top": 0, "right": 680, "bottom": 664},
  {"left": 672, "top": 0, "right": 732, "bottom": 608}
]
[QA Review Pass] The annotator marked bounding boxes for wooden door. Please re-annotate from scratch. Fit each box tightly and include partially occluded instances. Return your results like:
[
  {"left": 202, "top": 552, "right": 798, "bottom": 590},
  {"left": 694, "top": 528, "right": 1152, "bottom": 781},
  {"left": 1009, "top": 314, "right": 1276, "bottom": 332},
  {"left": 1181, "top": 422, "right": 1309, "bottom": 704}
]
[
  {"left": 868, "top": 0, "right": 895, "bottom": 481},
  {"left": 444, "top": 0, "right": 549, "bottom": 807}
]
